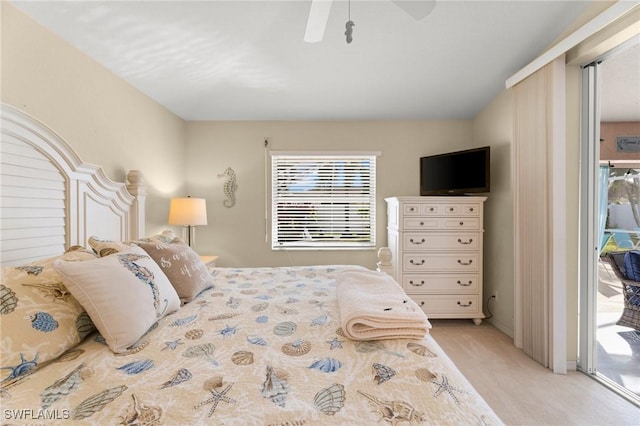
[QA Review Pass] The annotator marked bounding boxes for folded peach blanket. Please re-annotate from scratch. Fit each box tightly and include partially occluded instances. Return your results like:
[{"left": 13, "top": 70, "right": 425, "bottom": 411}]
[{"left": 336, "top": 268, "right": 431, "bottom": 340}]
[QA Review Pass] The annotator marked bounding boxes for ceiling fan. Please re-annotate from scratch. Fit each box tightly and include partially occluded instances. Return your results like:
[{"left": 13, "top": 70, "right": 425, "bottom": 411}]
[{"left": 304, "top": 0, "right": 436, "bottom": 44}]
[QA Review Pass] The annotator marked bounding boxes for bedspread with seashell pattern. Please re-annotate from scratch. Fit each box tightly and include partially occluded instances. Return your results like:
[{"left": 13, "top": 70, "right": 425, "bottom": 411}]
[{"left": 1, "top": 265, "right": 503, "bottom": 425}]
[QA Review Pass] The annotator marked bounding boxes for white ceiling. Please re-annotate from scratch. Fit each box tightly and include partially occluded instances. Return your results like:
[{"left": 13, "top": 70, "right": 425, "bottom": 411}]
[{"left": 10, "top": 0, "right": 637, "bottom": 121}]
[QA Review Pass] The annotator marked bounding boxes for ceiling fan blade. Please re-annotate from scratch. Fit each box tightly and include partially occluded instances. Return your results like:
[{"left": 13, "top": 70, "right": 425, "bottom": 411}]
[
  {"left": 304, "top": 0, "right": 333, "bottom": 43},
  {"left": 392, "top": 0, "right": 436, "bottom": 21}
]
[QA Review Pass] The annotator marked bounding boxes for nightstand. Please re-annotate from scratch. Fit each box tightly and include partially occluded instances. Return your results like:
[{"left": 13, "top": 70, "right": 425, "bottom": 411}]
[{"left": 200, "top": 256, "right": 218, "bottom": 268}]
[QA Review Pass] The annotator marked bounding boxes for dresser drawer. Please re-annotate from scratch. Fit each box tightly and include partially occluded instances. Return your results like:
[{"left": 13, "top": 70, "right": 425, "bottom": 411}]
[
  {"left": 402, "top": 273, "right": 479, "bottom": 293},
  {"left": 442, "top": 217, "right": 480, "bottom": 230},
  {"left": 403, "top": 203, "right": 444, "bottom": 216},
  {"left": 403, "top": 232, "right": 480, "bottom": 251},
  {"left": 403, "top": 217, "right": 480, "bottom": 230},
  {"left": 412, "top": 294, "right": 481, "bottom": 316},
  {"left": 443, "top": 203, "right": 481, "bottom": 216},
  {"left": 403, "top": 253, "right": 479, "bottom": 272}
]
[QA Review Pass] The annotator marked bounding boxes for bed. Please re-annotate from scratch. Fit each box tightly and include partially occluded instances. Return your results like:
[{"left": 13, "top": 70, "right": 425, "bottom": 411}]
[{"left": 0, "top": 103, "right": 503, "bottom": 425}]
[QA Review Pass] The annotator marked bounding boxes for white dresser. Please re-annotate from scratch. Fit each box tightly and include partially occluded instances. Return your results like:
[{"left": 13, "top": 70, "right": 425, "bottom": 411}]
[{"left": 385, "top": 196, "right": 487, "bottom": 325}]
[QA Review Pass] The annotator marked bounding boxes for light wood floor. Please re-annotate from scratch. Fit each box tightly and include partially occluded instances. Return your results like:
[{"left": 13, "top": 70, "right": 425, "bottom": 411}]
[{"left": 429, "top": 320, "right": 640, "bottom": 426}]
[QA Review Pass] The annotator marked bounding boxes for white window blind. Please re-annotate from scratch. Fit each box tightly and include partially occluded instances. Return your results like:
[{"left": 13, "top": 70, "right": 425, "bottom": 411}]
[{"left": 271, "top": 152, "right": 377, "bottom": 250}]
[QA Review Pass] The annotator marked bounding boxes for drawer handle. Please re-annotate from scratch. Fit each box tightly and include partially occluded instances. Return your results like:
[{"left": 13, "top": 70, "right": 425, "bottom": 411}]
[
  {"left": 419, "top": 301, "right": 425, "bottom": 307},
  {"left": 410, "top": 259, "right": 425, "bottom": 265},
  {"left": 457, "top": 238, "right": 473, "bottom": 245},
  {"left": 457, "top": 301, "right": 473, "bottom": 308},
  {"left": 420, "top": 221, "right": 425, "bottom": 226},
  {"left": 410, "top": 238, "right": 426, "bottom": 245},
  {"left": 459, "top": 221, "right": 464, "bottom": 226},
  {"left": 457, "top": 259, "right": 473, "bottom": 266},
  {"left": 449, "top": 207, "right": 454, "bottom": 212},
  {"left": 409, "top": 280, "right": 425, "bottom": 286},
  {"left": 409, "top": 207, "right": 416, "bottom": 212},
  {"left": 429, "top": 207, "right": 435, "bottom": 212},
  {"left": 457, "top": 280, "right": 473, "bottom": 286},
  {"left": 469, "top": 207, "right": 474, "bottom": 212}
]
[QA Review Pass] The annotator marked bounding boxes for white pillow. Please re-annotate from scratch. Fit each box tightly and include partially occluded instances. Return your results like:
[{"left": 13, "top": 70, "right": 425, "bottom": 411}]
[{"left": 53, "top": 245, "right": 180, "bottom": 353}]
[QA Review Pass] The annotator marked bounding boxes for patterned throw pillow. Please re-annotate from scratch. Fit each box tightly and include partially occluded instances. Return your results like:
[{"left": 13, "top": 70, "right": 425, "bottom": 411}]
[
  {"left": 53, "top": 245, "right": 181, "bottom": 353},
  {"left": 0, "top": 250, "right": 97, "bottom": 383},
  {"left": 137, "top": 241, "right": 214, "bottom": 303},
  {"left": 88, "top": 230, "right": 179, "bottom": 257}
]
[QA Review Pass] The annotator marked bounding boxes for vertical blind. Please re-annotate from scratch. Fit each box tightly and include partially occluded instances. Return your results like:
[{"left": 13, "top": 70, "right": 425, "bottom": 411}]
[{"left": 271, "top": 152, "right": 377, "bottom": 250}]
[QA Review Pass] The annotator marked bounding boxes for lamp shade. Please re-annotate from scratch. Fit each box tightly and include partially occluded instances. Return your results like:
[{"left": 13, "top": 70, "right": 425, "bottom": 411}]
[{"left": 168, "top": 197, "right": 208, "bottom": 226}]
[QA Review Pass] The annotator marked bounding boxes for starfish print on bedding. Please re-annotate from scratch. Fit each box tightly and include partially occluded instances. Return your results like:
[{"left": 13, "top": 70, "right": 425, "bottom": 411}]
[
  {"left": 161, "top": 339, "right": 184, "bottom": 351},
  {"left": 194, "top": 383, "right": 237, "bottom": 417},
  {"left": 327, "top": 337, "right": 343, "bottom": 350},
  {"left": 431, "top": 374, "right": 467, "bottom": 404}
]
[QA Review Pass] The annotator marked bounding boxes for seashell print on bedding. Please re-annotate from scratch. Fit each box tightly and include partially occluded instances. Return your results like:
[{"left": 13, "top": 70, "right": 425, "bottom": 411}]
[
  {"left": 75, "top": 312, "right": 95, "bottom": 340},
  {"left": 313, "top": 383, "right": 345, "bottom": 416},
  {"left": 169, "top": 314, "right": 198, "bottom": 327},
  {"left": 208, "top": 312, "right": 241, "bottom": 321},
  {"left": 261, "top": 366, "right": 289, "bottom": 407},
  {"left": 247, "top": 336, "right": 268, "bottom": 346},
  {"left": 161, "top": 368, "right": 192, "bottom": 389},
  {"left": 0, "top": 285, "right": 18, "bottom": 315},
  {"left": 115, "top": 340, "right": 149, "bottom": 357},
  {"left": 310, "top": 313, "right": 329, "bottom": 326},
  {"left": 15, "top": 265, "right": 44, "bottom": 276},
  {"left": 71, "top": 385, "right": 128, "bottom": 420},
  {"left": 30, "top": 311, "right": 58, "bottom": 332},
  {"left": 358, "top": 390, "right": 426, "bottom": 424},
  {"left": 231, "top": 350, "right": 254, "bottom": 365},
  {"left": 182, "top": 343, "right": 217, "bottom": 366},
  {"left": 251, "top": 302, "right": 269, "bottom": 312},
  {"left": 407, "top": 342, "right": 437, "bottom": 357},
  {"left": 118, "top": 393, "right": 163, "bottom": 425},
  {"left": 185, "top": 329, "right": 204, "bottom": 340},
  {"left": 273, "top": 321, "right": 297, "bottom": 336},
  {"left": 21, "top": 282, "right": 71, "bottom": 302},
  {"left": 1, "top": 353, "right": 38, "bottom": 382},
  {"left": 372, "top": 363, "right": 396, "bottom": 384},
  {"left": 218, "top": 324, "right": 239, "bottom": 338},
  {"left": 308, "top": 358, "right": 342, "bottom": 373},
  {"left": 415, "top": 368, "right": 437, "bottom": 382},
  {"left": 281, "top": 339, "right": 311, "bottom": 356},
  {"left": 355, "top": 341, "right": 404, "bottom": 358},
  {"left": 41, "top": 363, "right": 93, "bottom": 408},
  {"left": 116, "top": 359, "right": 154, "bottom": 375}
]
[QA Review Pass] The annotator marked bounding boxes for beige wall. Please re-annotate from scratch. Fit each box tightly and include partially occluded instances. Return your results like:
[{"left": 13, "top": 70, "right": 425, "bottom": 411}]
[
  {"left": 185, "top": 121, "right": 472, "bottom": 268},
  {"left": 1, "top": 3, "right": 187, "bottom": 233},
  {"left": 472, "top": 90, "right": 514, "bottom": 337}
]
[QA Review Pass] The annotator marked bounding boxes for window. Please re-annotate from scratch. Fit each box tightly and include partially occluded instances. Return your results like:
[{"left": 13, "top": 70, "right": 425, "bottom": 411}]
[{"left": 271, "top": 152, "right": 377, "bottom": 250}]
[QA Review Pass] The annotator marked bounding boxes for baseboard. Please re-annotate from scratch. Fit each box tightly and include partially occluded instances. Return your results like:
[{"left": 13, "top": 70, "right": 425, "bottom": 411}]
[{"left": 487, "top": 317, "right": 513, "bottom": 338}]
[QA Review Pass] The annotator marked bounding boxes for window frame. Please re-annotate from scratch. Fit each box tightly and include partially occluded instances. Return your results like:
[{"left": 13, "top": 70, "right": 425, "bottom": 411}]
[{"left": 270, "top": 151, "right": 379, "bottom": 251}]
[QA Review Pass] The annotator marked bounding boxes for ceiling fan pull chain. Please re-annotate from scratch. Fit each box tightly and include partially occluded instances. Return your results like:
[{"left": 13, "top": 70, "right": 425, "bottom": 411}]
[{"left": 345, "top": 0, "right": 354, "bottom": 44}]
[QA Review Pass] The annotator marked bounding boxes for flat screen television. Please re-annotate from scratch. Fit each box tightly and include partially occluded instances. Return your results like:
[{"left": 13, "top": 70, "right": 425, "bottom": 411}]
[{"left": 420, "top": 146, "right": 490, "bottom": 195}]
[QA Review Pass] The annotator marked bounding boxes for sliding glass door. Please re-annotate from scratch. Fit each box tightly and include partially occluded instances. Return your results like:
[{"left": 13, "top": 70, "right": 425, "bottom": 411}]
[{"left": 579, "top": 40, "right": 640, "bottom": 405}]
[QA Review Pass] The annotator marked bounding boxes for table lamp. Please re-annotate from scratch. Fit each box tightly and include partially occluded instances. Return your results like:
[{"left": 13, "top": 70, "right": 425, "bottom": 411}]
[{"left": 168, "top": 197, "right": 207, "bottom": 246}]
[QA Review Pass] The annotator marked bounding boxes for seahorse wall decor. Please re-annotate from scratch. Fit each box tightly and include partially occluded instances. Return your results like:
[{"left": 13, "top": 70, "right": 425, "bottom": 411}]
[{"left": 218, "top": 167, "right": 237, "bottom": 208}]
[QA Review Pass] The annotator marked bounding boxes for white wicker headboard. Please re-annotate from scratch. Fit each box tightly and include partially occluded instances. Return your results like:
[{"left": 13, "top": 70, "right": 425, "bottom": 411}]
[{"left": 0, "top": 103, "right": 146, "bottom": 265}]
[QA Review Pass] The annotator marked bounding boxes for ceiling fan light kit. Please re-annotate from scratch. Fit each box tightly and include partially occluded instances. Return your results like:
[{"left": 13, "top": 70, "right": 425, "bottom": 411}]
[{"left": 305, "top": 0, "right": 436, "bottom": 45}]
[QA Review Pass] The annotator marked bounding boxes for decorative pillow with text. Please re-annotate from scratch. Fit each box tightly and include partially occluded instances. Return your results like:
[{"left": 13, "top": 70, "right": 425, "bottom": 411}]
[{"left": 137, "top": 241, "right": 213, "bottom": 303}]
